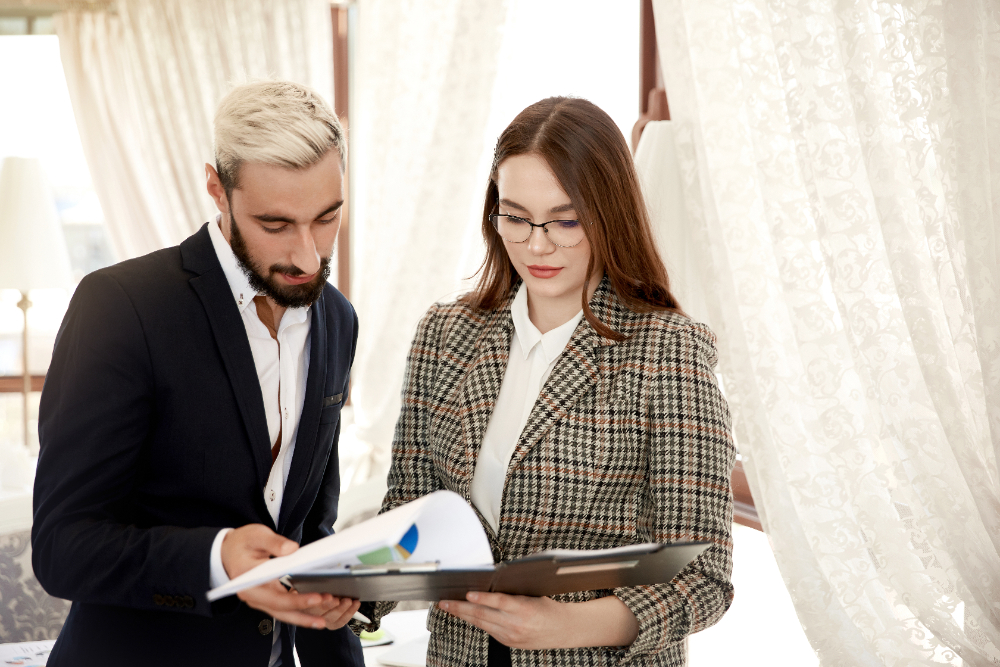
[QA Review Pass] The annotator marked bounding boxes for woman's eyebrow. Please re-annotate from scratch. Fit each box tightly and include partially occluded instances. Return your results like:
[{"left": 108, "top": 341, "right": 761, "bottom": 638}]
[
  {"left": 498, "top": 198, "right": 528, "bottom": 212},
  {"left": 498, "top": 198, "right": 576, "bottom": 215}
]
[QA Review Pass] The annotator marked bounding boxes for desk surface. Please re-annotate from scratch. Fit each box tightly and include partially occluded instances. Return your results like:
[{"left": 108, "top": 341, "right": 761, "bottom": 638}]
[{"left": 362, "top": 608, "right": 429, "bottom": 667}]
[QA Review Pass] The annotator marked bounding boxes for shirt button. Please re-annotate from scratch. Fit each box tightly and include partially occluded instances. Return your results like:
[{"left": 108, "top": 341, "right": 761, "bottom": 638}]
[{"left": 270, "top": 490, "right": 276, "bottom": 501}]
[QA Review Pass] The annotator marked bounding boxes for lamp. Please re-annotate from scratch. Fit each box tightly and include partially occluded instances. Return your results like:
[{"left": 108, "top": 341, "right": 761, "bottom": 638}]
[{"left": 0, "top": 157, "right": 73, "bottom": 451}]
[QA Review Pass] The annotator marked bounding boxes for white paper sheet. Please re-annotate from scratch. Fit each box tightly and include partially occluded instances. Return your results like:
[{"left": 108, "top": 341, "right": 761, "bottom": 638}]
[
  {"left": 208, "top": 490, "right": 492, "bottom": 601},
  {"left": 0, "top": 640, "right": 56, "bottom": 666}
]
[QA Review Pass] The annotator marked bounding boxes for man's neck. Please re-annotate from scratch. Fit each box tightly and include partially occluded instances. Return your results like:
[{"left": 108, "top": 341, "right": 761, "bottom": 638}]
[{"left": 254, "top": 296, "right": 287, "bottom": 338}]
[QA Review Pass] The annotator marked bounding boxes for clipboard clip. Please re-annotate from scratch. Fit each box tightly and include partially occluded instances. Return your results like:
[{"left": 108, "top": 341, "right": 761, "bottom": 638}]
[{"left": 346, "top": 561, "right": 441, "bottom": 576}]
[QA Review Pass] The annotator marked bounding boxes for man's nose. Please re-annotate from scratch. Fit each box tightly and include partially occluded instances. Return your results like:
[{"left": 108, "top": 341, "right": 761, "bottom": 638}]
[
  {"left": 290, "top": 226, "right": 321, "bottom": 275},
  {"left": 526, "top": 225, "right": 555, "bottom": 255}
]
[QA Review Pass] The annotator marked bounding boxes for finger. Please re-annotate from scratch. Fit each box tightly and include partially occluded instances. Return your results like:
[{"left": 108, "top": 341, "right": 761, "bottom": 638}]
[
  {"left": 322, "top": 599, "right": 361, "bottom": 630},
  {"left": 439, "top": 599, "right": 501, "bottom": 626},
  {"left": 239, "top": 582, "right": 326, "bottom": 613},
  {"left": 465, "top": 591, "right": 513, "bottom": 610},
  {"left": 245, "top": 525, "right": 299, "bottom": 558},
  {"left": 440, "top": 600, "right": 507, "bottom": 637},
  {"left": 302, "top": 595, "right": 346, "bottom": 617},
  {"left": 271, "top": 608, "right": 329, "bottom": 630}
]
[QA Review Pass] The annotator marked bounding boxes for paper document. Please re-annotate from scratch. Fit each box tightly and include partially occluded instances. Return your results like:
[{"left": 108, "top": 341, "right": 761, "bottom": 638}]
[
  {"left": 0, "top": 639, "right": 56, "bottom": 666},
  {"left": 208, "top": 490, "right": 491, "bottom": 601}
]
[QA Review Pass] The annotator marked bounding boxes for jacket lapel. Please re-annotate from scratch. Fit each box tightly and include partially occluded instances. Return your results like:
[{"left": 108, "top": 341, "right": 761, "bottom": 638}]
[
  {"left": 455, "top": 305, "right": 513, "bottom": 501},
  {"left": 507, "top": 277, "right": 618, "bottom": 472},
  {"left": 277, "top": 294, "right": 327, "bottom": 532},
  {"left": 182, "top": 225, "right": 273, "bottom": 496}
]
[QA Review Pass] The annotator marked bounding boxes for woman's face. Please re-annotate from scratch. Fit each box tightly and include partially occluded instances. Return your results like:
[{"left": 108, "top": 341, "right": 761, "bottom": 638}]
[{"left": 495, "top": 153, "right": 600, "bottom": 310}]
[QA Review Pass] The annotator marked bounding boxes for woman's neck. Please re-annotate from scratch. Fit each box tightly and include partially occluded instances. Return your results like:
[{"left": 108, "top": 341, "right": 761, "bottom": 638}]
[{"left": 525, "top": 275, "right": 602, "bottom": 334}]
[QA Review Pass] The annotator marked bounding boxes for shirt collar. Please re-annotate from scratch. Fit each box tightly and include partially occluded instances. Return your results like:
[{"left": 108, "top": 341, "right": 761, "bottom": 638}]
[
  {"left": 510, "top": 281, "right": 584, "bottom": 364},
  {"left": 206, "top": 215, "right": 310, "bottom": 325}
]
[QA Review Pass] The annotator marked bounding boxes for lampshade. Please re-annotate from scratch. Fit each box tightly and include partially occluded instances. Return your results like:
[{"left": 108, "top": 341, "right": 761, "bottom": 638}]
[{"left": 0, "top": 157, "right": 74, "bottom": 291}]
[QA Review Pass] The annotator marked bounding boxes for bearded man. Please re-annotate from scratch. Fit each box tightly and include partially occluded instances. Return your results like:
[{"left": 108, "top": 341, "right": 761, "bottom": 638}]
[{"left": 32, "top": 81, "right": 364, "bottom": 667}]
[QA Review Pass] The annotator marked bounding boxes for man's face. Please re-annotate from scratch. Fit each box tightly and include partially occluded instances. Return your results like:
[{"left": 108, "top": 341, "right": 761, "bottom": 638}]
[{"left": 207, "top": 149, "right": 344, "bottom": 309}]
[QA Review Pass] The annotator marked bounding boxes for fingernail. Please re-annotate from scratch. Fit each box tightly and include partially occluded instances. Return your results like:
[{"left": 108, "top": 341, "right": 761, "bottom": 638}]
[
  {"left": 439, "top": 601, "right": 449, "bottom": 610},
  {"left": 313, "top": 621, "right": 325, "bottom": 629},
  {"left": 467, "top": 592, "right": 478, "bottom": 602}
]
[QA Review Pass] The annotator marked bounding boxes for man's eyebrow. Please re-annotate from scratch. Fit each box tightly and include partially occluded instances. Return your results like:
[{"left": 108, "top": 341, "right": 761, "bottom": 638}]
[
  {"left": 252, "top": 200, "right": 344, "bottom": 224},
  {"left": 498, "top": 199, "right": 576, "bottom": 215},
  {"left": 315, "top": 200, "right": 344, "bottom": 219},
  {"left": 254, "top": 213, "right": 296, "bottom": 224}
]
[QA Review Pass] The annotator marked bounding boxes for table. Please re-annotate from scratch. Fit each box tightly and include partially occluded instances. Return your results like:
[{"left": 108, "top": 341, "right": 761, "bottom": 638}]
[{"left": 362, "top": 608, "right": 430, "bottom": 667}]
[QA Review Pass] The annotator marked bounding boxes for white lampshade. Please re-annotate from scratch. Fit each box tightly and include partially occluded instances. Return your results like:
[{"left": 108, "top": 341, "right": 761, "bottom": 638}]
[{"left": 0, "top": 157, "right": 74, "bottom": 291}]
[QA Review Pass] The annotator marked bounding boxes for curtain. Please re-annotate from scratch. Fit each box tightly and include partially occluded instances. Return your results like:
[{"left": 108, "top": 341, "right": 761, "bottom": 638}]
[
  {"left": 345, "top": 0, "right": 510, "bottom": 489},
  {"left": 55, "top": 0, "right": 334, "bottom": 261},
  {"left": 648, "top": 0, "right": 1000, "bottom": 664}
]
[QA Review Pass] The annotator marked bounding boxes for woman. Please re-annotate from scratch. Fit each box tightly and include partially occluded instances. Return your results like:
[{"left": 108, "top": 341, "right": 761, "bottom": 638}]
[{"left": 360, "top": 97, "right": 735, "bottom": 666}]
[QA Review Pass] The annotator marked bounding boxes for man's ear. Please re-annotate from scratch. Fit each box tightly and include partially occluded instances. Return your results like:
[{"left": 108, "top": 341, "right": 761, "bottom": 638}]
[{"left": 205, "top": 163, "right": 229, "bottom": 214}]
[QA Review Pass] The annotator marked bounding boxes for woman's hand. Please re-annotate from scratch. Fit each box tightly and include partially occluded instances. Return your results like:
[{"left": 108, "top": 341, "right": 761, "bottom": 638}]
[{"left": 438, "top": 591, "right": 639, "bottom": 650}]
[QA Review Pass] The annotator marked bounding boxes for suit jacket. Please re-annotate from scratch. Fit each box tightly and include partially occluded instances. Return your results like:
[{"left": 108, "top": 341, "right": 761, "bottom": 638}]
[
  {"left": 31, "top": 223, "right": 364, "bottom": 667},
  {"left": 362, "top": 277, "right": 736, "bottom": 667}
]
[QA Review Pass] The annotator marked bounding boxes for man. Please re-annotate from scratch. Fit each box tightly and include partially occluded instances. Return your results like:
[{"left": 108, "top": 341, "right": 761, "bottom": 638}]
[{"left": 32, "top": 81, "right": 363, "bottom": 666}]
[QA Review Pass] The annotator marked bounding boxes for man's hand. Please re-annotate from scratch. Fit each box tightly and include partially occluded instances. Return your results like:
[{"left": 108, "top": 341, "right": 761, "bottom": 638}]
[{"left": 221, "top": 524, "right": 358, "bottom": 630}]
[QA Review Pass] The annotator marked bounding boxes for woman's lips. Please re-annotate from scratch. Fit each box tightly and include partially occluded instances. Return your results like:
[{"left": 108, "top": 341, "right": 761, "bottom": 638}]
[
  {"left": 527, "top": 265, "right": 562, "bottom": 279},
  {"left": 281, "top": 272, "right": 316, "bottom": 285}
]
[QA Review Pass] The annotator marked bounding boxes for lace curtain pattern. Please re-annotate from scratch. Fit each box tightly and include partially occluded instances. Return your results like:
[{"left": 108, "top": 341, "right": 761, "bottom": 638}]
[
  {"left": 650, "top": 0, "right": 1000, "bottom": 664},
  {"left": 55, "top": 0, "right": 334, "bottom": 260},
  {"left": 347, "top": 0, "right": 510, "bottom": 486},
  {"left": 0, "top": 531, "right": 69, "bottom": 642}
]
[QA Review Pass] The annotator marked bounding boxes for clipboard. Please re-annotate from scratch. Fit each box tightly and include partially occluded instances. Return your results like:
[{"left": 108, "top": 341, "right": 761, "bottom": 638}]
[{"left": 287, "top": 541, "right": 710, "bottom": 601}]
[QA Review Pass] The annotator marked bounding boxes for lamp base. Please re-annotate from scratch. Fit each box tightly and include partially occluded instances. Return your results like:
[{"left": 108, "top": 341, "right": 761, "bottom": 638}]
[{"left": 17, "top": 291, "right": 32, "bottom": 452}]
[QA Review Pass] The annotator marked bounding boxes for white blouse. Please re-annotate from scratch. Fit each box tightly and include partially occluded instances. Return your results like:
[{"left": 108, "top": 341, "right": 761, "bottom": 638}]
[{"left": 469, "top": 282, "right": 584, "bottom": 532}]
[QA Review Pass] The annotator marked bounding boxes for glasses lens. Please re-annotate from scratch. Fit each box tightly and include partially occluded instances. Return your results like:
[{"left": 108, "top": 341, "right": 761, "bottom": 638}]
[
  {"left": 545, "top": 219, "right": 584, "bottom": 247},
  {"left": 494, "top": 215, "right": 531, "bottom": 242}
]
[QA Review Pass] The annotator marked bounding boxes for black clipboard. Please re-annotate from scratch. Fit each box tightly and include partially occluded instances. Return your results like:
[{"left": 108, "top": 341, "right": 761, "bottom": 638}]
[{"left": 288, "top": 542, "right": 710, "bottom": 601}]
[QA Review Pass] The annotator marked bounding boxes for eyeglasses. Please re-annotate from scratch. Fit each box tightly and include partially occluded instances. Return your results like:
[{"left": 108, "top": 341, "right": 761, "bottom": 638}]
[{"left": 489, "top": 213, "right": 587, "bottom": 248}]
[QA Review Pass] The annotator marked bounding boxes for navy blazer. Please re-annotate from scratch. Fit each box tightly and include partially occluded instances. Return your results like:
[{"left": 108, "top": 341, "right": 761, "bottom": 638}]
[{"left": 31, "top": 224, "right": 364, "bottom": 666}]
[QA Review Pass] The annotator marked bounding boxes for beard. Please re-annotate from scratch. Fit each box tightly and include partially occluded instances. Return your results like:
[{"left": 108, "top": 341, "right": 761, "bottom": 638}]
[{"left": 229, "top": 209, "right": 331, "bottom": 309}]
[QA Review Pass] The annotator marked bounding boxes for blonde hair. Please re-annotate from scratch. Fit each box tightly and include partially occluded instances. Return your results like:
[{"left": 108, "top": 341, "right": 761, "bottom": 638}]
[{"left": 214, "top": 80, "right": 345, "bottom": 194}]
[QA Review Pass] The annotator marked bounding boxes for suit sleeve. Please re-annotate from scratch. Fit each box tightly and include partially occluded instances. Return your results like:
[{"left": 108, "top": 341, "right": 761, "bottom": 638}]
[
  {"left": 613, "top": 322, "right": 736, "bottom": 659},
  {"left": 351, "top": 304, "right": 447, "bottom": 632},
  {"left": 31, "top": 271, "right": 220, "bottom": 617}
]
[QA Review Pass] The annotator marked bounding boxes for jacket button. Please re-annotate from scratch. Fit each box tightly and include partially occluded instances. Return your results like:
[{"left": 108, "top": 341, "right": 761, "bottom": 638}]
[
  {"left": 258, "top": 619, "right": 273, "bottom": 635},
  {"left": 183, "top": 596, "right": 195, "bottom": 608},
  {"left": 153, "top": 594, "right": 164, "bottom": 606}
]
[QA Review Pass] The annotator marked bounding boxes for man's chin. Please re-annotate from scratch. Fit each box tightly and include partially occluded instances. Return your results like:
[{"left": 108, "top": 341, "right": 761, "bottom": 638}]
[{"left": 266, "top": 275, "right": 327, "bottom": 309}]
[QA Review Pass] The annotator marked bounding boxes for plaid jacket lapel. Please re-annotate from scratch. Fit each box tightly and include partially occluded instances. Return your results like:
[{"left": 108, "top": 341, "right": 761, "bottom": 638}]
[
  {"left": 455, "top": 305, "right": 512, "bottom": 501},
  {"left": 507, "top": 277, "right": 624, "bottom": 473}
]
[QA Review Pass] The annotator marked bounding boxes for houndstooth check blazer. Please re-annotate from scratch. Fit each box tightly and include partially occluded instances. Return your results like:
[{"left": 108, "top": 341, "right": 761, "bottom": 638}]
[{"left": 359, "top": 276, "right": 735, "bottom": 666}]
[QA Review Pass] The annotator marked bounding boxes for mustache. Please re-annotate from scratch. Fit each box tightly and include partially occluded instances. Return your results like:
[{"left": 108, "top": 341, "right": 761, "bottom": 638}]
[{"left": 268, "top": 262, "right": 328, "bottom": 277}]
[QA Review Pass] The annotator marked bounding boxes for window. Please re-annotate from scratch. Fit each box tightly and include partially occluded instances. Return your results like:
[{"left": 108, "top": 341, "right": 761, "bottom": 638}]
[{"left": 0, "top": 31, "right": 114, "bottom": 454}]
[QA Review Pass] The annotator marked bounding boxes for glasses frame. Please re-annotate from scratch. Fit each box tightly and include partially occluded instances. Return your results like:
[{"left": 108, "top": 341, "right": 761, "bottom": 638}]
[{"left": 488, "top": 213, "right": 589, "bottom": 248}]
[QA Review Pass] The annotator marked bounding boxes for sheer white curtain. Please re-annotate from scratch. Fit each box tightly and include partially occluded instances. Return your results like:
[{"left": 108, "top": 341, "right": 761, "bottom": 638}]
[
  {"left": 55, "top": 0, "right": 334, "bottom": 260},
  {"left": 647, "top": 0, "right": 1000, "bottom": 664},
  {"left": 346, "top": 0, "right": 509, "bottom": 489}
]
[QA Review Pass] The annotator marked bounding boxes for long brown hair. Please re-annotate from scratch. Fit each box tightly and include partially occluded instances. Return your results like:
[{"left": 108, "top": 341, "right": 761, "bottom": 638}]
[{"left": 462, "top": 96, "right": 682, "bottom": 341}]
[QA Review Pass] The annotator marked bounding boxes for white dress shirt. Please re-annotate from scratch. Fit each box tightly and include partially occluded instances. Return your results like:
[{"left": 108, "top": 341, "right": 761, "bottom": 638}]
[
  {"left": 206, "top": 217, "right": 312, "bottom": 667},
  {"left": 470, "top": 282, "right": 584, "bottom": 532}
]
